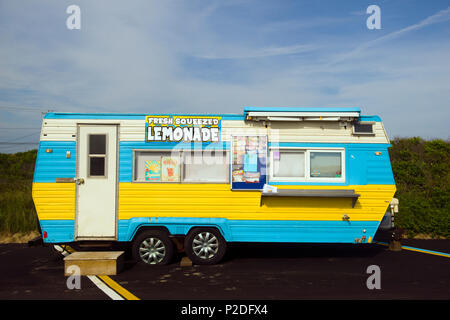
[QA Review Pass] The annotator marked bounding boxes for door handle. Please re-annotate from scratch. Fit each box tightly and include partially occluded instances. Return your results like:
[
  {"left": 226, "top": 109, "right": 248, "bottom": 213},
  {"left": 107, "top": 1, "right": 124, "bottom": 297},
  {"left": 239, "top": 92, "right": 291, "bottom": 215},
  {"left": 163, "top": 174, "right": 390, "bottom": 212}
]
[{"left": 75, "top": 178, "right": 85, "bottom": 185}]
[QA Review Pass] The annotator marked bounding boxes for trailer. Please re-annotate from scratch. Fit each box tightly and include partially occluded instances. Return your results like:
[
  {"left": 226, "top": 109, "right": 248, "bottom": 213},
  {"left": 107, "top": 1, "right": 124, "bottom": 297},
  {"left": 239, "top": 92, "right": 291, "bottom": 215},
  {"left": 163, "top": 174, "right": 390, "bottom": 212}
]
[{"left": 32, "top": 107, "right": 397, "bottom": 265}]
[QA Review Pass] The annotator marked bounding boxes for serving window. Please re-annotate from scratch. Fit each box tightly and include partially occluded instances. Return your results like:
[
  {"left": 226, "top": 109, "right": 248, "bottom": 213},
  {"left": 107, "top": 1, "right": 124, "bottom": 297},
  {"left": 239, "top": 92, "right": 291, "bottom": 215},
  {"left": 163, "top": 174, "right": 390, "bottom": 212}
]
[
  {"left": 183, "top": 150, "right": 228, "bottom": 183},
  {"left": 269, "top": 148, "right": 345, "bottom": 182},
  {"left": 133, "top": 150, "right": 228, "bottom": 183},
  {"left": 272, "top": 150, "right": 305, "bottom": 180},
  {"left": 310, "top": 151, "right": 342, "bottom": 178}
]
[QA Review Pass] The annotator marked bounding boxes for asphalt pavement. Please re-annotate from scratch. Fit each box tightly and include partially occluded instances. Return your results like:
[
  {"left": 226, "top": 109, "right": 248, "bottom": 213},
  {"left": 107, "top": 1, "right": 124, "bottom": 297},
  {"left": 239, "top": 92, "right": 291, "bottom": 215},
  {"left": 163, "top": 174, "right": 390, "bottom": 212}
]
[{"left": 0, "top": 240, "right": 449, "bottom": 300}]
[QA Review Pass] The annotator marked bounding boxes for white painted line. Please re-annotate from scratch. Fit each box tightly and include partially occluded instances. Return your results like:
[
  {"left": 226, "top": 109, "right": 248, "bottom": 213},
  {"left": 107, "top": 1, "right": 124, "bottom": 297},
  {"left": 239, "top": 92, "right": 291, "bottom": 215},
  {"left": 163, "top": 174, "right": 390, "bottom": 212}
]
[
  {"left": 56, "top": 245, "right": 124, "bottom": 300},
  {"left": 87, "top": 275, "right": 124, "bottom": 300}
]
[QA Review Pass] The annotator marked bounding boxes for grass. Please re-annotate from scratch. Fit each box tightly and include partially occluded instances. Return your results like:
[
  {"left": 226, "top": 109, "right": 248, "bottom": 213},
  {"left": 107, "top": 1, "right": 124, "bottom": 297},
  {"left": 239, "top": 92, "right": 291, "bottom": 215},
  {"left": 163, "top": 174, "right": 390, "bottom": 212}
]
[{"left": 0, "top": 150, "right": 39, "bottom": 235}]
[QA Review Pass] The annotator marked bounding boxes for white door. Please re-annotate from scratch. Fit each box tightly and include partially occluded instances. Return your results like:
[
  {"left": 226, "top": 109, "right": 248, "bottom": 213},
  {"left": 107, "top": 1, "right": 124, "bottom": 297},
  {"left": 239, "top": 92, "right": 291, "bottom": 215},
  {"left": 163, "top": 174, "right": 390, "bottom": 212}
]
[{"left": 76, "top": 125, "right": 118, "bottom": 239}]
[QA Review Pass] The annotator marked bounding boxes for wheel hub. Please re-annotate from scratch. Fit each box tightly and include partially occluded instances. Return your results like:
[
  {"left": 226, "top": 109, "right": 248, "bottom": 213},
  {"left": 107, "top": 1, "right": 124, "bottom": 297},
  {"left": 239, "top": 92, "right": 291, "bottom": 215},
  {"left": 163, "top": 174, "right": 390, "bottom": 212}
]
[{"left": 192, "top": 232, "right": 219, "bottom": 259}]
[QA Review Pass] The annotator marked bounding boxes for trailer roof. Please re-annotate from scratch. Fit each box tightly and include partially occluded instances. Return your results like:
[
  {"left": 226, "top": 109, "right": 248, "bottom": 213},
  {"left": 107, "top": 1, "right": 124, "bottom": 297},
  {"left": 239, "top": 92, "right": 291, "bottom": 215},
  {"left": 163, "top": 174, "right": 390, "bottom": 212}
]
[
  {"left": 243, "top": 107, "right": 361, "bottom": 113},
  {"left": 43, "top": 107, "right": 383, "bottom": 122}
]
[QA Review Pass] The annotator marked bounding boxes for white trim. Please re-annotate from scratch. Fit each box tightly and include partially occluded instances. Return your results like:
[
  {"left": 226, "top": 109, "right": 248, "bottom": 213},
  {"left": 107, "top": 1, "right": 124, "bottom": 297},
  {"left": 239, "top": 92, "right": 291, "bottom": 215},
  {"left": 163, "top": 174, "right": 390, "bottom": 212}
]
[{"left": 307, "top": 149, "right": 346, "bottom": 183}]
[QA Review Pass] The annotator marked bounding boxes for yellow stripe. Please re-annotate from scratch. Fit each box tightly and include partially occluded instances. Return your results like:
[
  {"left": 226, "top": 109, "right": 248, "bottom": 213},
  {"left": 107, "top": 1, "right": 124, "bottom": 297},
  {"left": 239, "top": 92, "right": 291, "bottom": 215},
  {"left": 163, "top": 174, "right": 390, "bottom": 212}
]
[
  {"left": 32, "top": 182, "right": 75, "bottom": 220},
  {"left": 375, "top": 242, "right": 450, "bottom": 258},
  {"left": 401, "top": 247, "right": 450, "bottom": 258},
  {"left": 118, "top": 183, "right": 396, "bottom": 221},
  {"left": 32, "top": 182, "right": 396, "bottom": 222},
  {"left": 98, "top": 275, "right": 140, "bottom": 300}
]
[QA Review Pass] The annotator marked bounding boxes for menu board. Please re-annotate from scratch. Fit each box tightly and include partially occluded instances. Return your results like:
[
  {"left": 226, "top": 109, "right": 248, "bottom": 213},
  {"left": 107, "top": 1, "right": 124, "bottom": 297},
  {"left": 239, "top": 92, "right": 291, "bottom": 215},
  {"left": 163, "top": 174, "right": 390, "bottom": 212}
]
[{"left": 231, "top": 135, "right": 267, "bottom": 190}]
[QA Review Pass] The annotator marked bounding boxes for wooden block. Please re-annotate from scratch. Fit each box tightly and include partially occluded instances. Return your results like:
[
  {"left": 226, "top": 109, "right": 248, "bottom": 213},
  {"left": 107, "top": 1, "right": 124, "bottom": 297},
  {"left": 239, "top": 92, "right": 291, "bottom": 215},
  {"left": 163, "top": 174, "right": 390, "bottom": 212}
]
[
  {"left": 64, "top": 251, "right": 124, "bottom": 276},
  {"left": 180, "top": 256, "right": 192, "bottom": 267},
  {"left": 389, "top": 240, "right": 402, "bottom": 251}
]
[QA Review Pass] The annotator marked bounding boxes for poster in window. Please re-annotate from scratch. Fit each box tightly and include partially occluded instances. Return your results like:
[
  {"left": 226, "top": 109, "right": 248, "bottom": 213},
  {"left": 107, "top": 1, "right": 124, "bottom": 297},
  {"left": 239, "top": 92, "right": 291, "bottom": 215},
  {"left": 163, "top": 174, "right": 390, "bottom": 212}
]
[
  {"left": 161, "top": 156, "right": 180, "bottom": 182},
  {"left": 145, "top": 160, "right": 161, "bottom": 182},
  {"left": 231, "top": 135, "right": 267, "bottom": 189},
  {"left": 244, "top": 152, "right": 258, "bottom": 173}
]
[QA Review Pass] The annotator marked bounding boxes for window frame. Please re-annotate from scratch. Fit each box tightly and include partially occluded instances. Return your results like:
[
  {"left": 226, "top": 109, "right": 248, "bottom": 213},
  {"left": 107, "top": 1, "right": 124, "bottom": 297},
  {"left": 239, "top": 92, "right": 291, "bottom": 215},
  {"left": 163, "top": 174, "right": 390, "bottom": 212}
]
[
  {"left": 307, "top": 149, "right": 345, "bottom": 182},
  {"left": 87, "top": 133, "right": 108, "bottom": 179},
  {"left": 269, "top": 149, "right": 306, "bottom": 182},
  {"left": 352, "top": 121, "right": 375, "bottom": 135},
  {"left": 268, "top": 147, "right": 346, "bottom": 183},
  {"left": 132, "top": 149, "right": 229, "bottom": 184},
  {"left": 182, "top": 149, "right": 230, "bottom": 183}
]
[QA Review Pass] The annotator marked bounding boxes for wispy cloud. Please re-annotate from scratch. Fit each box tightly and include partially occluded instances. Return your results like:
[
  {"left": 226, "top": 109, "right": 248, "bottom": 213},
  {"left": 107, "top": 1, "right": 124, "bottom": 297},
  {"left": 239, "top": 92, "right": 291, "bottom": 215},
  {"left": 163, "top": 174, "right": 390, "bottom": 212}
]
[
  {"left": 0, "top": 0, "right": 449, "bottom": 152},
  {"left": 194, "top": 44, "right": 317, "bottom": 60},
  {"left": 331, "top": 6, "right": 450, "bottom": 64}
]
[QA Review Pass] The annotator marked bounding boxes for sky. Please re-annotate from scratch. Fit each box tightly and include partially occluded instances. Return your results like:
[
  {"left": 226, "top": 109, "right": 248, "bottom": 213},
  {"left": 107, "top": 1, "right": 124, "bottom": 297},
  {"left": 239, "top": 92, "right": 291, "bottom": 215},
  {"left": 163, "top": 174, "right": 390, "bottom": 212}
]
[{"left": 0, "top": 0, "right": 449, "bottom": 153}]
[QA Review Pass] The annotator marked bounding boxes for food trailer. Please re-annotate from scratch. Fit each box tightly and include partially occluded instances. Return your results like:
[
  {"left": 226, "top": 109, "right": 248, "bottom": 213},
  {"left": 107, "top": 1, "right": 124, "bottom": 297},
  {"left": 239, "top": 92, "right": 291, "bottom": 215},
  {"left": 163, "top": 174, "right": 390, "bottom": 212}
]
[{"left": 32, "top": 107, "right": 396, "bottom": 265}]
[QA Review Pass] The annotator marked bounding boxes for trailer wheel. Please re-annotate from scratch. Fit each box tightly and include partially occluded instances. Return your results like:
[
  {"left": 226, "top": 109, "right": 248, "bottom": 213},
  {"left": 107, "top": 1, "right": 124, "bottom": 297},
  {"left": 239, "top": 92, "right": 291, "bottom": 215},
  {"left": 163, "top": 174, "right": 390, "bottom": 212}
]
[
  {"left": 185, "top": 228, "right": 227, "bottom": 265},
  {"left": 132, "top": 230, "right": 173, "bottom": 265}
]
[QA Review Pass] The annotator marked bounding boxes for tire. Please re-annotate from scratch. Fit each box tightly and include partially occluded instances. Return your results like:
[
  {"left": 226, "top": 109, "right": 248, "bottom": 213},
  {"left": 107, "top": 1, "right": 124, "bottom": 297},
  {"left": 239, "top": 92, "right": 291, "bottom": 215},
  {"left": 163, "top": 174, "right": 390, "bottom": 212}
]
[
  {"left": 132, "top": 230, "right": 174, "bottom": 265},
  {"left": 184, "top": 228, "right": 227, "bottom": 265}
]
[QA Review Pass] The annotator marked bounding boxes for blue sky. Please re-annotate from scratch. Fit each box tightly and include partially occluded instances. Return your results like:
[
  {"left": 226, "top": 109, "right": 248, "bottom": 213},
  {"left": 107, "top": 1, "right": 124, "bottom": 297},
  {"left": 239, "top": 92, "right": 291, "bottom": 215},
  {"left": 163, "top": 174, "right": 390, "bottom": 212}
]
[{"left": 0, "top": 0, "right": 449, "bottom": 152}]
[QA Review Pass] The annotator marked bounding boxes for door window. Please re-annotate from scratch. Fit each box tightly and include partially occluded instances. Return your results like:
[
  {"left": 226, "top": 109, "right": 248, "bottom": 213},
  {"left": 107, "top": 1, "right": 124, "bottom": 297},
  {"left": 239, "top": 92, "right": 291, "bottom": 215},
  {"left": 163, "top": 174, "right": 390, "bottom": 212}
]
[{"left": 88, "top": 134, "right": 107, "bottom": 177}]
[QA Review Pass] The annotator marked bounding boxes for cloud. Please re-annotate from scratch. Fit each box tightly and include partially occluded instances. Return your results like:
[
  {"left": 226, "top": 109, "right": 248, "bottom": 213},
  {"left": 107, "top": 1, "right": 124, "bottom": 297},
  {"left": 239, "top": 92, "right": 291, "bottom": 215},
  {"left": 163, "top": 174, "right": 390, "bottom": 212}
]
[
  {"left": 194, "top": 44, "right": 317, "bottom": 60},
  {"left": 331, "top": 6, "right": 450, "bottom": 64},
  {"left": 0, "top": 0, "right": 449, "bottom": 152}
]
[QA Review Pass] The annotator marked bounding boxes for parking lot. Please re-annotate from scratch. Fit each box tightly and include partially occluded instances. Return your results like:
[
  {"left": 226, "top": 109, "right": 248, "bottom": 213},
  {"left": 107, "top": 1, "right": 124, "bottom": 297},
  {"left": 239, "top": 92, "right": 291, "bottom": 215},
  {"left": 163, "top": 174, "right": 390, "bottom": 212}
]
[{"left": 0, "top": 239, "right": 448, "bottom": 302}]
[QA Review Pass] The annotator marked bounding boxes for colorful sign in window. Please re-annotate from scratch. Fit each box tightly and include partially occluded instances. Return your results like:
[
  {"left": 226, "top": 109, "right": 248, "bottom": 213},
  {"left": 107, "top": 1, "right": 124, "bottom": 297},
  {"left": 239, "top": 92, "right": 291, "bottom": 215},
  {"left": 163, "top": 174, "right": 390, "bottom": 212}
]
[{"left": 231, "top": 135, "right": 267, "bottom": 190}]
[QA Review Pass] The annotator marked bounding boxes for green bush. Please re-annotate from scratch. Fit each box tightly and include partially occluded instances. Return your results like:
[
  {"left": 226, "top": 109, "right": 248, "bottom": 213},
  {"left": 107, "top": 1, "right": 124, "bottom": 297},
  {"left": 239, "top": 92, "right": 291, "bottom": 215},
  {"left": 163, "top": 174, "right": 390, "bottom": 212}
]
[{"left": 389, "top": 137, "right": 449, "bottom": 238}]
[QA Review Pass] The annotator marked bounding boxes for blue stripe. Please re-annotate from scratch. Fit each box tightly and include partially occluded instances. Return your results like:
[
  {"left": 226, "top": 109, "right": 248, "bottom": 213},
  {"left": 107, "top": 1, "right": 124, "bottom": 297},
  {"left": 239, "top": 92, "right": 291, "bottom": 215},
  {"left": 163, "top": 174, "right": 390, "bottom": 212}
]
[
  {"left": 268, "top": 142, "right": 395, "bottom": 186},
  {"left": 39, "top": 218, "right": 379, "bottom": 244},
  {"left": 33, "top": 141, "right": 76, "bottom": 182},
  {"left": 375, "top": 242, "right": 450, "bottom": 258},
  {"left": 118, "top": 218, "right": 380, "bottom": 243},
  {"left": 359, "top": 115, "right": 381, "bottom": 122},
  {"left": 33, "top": 140, "right": 394, "bottom": 185},
  {"left": 40, "top": 220, "right": 74, "bottom": 243}
]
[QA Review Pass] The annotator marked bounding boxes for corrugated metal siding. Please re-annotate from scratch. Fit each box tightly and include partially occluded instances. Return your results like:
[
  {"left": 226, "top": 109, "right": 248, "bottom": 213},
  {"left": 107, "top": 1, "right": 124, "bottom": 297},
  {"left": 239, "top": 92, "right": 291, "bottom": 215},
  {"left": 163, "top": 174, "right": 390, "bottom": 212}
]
[
  {"left": 39, "top": 220, "right": 75, "bottom": 243},
  {"left": 32, "top": 183, "right": 75, "bottom": 220},
  {"left": 39, "top": 117, "right": 389, "bottom": 144},
  {"left": 221, "top": 120, "right": 389, "bottom": 144},
  {"left": 40, "top": 119, "right": 144, "bottom": 142},
  {"left": 33, "top": 141, "right": 76, "bottom": 182},
  {"left": 118, "top": 183, "right": 396, "bottom": 222}
]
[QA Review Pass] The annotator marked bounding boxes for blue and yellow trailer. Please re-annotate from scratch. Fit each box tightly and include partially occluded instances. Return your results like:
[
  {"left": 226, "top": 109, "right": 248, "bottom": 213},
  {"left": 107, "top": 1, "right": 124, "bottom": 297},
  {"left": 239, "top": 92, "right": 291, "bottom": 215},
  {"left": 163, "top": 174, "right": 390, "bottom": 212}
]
[{"left": 32, "top": 107, "right": 396, "bottom": 265}]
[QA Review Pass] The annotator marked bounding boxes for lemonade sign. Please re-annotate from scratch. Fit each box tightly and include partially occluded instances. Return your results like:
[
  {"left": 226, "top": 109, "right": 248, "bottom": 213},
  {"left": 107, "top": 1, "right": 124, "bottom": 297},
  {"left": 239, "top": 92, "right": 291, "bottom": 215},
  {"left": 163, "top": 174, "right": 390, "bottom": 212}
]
[{"left": 145, "top": 115, "right": 221, "bottom": 142}]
